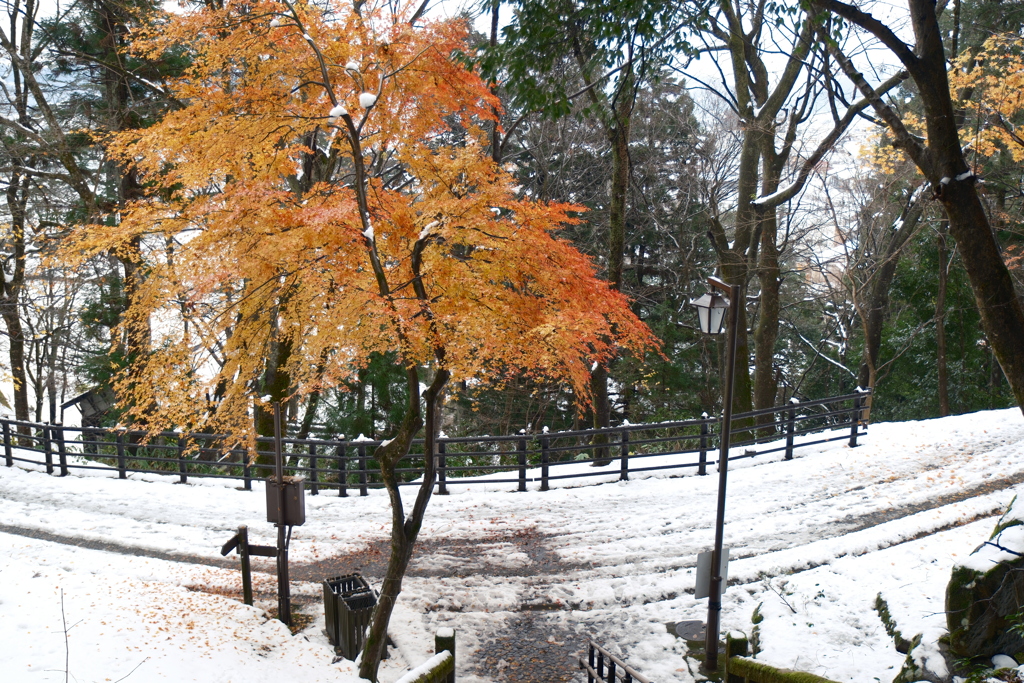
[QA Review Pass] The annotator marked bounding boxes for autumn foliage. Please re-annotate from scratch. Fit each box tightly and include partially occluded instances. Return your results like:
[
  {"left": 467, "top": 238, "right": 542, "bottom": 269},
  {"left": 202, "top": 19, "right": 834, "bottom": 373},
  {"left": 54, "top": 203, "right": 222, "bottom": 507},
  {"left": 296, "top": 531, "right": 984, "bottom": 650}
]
[{"left": 65, "top": 0, "right": 657, "bottom": 436}]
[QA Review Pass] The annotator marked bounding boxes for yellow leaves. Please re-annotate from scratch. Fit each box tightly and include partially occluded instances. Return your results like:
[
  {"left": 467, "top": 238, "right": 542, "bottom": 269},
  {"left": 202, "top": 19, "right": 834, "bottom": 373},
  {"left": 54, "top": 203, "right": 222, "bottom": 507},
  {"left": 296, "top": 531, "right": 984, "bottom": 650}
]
[{"left": 950, "top": 34, "right": 1024, "bottom": 163}]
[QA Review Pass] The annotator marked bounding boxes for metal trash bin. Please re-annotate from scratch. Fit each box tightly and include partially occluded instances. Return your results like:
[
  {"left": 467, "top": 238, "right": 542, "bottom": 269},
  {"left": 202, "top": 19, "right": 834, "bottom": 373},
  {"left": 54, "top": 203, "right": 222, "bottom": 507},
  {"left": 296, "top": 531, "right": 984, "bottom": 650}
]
[{"left": 323, "top": 573, "right": 377, "bottom": 660}]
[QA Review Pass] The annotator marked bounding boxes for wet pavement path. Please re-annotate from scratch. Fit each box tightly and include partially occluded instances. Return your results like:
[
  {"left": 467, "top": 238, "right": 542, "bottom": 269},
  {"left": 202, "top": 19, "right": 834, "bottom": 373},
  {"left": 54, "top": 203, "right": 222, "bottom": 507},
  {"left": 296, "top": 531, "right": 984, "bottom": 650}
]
[{"left": 290, "top": 526, "right": 589, "bottom": 683}]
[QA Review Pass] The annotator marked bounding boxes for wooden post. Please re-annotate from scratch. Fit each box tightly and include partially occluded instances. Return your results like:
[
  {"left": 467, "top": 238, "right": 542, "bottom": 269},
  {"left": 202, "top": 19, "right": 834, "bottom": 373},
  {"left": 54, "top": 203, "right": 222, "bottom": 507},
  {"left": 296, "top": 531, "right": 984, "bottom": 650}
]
[
  {"left": 55, "top": 423, "right": 68, "bottom": 476},
  {"left": 309, "top": 442, "right": 319, "bottom": 495},
  {"left": 358, "top": 443, "right": 368, "bottom": 496},
  {"left": 434, "top": 627, "right": 456, "bottom": 683},
  {"left": 785, "top": 399, "right": 797, "bottom": 461},
  {"left": 337, "top": 443, "right": 347, "bottom": 497},
  {"left": 619, "top": 429, "right": 630, "bottom": 481},
  {"left": 698, "top": 414, "right": 709, "bottom": 476},
  {"left": 242, "top": 448, "right": 252, "bottom": 491},
  {"left": 849, "top": 394, "right": 862, "bottom": 448},
  {"left": 116, "top": 433, "right": 127, "bottom": 479},
  {"left": 540, "top": 436, "right": 550, "bottom": 492},
  {"left": 517, "top": 435, "right": 527, "bottom": 492},
  {"left": 43, "top": 424, "right": 53, "bottom": 475},
  {"left": 178, "top": 433, "right": 188, "bottom": 484},
  {"left": 437, "top": 441, "right": 448, "bottom": 495},
  {"left": 239, "top": 525, "right": 253, "bottom": 606},
  {"left": 724, "top": 631, "right": 749, "bottom": 683},
  {"left": 3, "top": 421, "right": 11, "bottom": 467}
]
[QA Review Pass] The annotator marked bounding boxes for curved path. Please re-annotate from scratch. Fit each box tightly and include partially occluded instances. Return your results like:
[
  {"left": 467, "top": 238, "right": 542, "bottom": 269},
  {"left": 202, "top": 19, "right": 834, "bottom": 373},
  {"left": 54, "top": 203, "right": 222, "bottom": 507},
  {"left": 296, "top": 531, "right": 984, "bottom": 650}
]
[{"left": 2, "top": 409, "right": 1024, "bottom": 682}]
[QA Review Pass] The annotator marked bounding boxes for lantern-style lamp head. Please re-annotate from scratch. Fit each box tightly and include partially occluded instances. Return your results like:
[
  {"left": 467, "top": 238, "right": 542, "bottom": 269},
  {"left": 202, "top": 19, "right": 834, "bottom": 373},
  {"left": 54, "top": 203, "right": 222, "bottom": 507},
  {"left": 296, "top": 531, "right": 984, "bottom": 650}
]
[{"left": 691, "top": 291, "right": 730, "bottom": 334}]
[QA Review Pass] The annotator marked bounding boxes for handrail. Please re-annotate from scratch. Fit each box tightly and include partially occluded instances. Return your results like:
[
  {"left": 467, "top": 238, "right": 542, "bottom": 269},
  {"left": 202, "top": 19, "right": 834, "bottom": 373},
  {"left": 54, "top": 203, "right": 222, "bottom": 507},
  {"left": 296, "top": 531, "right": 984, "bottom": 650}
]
[{"left": 579, "top": 638, "right": 652, "bottom": 683}]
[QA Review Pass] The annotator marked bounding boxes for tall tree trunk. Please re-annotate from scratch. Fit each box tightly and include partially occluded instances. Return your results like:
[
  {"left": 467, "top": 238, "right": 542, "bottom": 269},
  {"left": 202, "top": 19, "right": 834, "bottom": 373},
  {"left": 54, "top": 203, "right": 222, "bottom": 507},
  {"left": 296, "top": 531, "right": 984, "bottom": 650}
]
[
  {"left": 359, "top": 367, "right": 449, "bottom": 681},
  {"left": 936, "top": 220, "right": 950, "bottom": 416},
  {"left": 753, "top": 214, "right": 781, "bottom": 427},
  {"left": 589, "top": 73, "right": 633, "bottom": 463},
  {"left": 818, "top": 0, "right": 1024, "bottom": 416},
  {"left": 710, "top": 125, "right": 760, "bottom": 419},
  {"left": 941, "top": 182, "right": 1024, "bottom": 410},
  {"left": 753, "top": 133, "right": 784, "bottom": 421},
  {"left": 488, "top": 0, "right": 502, "bottom": 164},
  {"left": 1, "top": 172, "right": 30, "bottom": 440},
  {"left": 255, "top": 336, "right": 292, "bottom": 443},
  {"left": 855, "top": 200, "right": 922, "bottom": 389}
]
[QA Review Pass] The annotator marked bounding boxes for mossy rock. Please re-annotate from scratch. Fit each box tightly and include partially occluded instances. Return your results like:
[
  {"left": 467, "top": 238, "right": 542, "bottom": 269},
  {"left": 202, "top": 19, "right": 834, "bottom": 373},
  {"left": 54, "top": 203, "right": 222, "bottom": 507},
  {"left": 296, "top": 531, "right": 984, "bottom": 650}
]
[
  {"left": 876, "top": 593, "right": 913, "bottom": 654},
  {"left": 946, "top": 524, "right": 1024, "bottom": 659}
]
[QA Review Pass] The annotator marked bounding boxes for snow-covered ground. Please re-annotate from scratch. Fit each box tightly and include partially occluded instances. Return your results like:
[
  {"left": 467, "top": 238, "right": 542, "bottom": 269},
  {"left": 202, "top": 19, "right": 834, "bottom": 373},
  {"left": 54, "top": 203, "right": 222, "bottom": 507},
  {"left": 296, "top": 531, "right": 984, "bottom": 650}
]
[{"left": 3, "top": 407, "right": 1024, "bottom": 682}]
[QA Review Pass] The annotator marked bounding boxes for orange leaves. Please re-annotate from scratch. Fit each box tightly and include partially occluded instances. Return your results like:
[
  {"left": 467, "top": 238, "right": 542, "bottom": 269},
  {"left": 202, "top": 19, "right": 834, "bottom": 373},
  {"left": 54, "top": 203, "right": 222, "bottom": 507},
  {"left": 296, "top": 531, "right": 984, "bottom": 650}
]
[{"left": 66, "top": 0, "right": 657, "bottom": 434}]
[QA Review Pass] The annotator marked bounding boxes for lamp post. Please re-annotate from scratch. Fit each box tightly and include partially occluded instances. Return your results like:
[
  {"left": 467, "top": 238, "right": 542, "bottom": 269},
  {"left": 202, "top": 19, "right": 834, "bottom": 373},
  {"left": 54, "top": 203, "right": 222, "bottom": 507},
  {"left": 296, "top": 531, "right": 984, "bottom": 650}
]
[{"left": 691, "top": 275, "right": 740, "bottom": 673}]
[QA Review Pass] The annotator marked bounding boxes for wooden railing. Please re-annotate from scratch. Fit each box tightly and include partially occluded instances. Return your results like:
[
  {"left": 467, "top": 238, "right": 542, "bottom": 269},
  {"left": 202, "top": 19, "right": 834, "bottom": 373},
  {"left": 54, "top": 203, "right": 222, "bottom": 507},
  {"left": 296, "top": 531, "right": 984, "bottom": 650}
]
[{"left": 0, "top": 391, "right": 868, "bottom": 494}]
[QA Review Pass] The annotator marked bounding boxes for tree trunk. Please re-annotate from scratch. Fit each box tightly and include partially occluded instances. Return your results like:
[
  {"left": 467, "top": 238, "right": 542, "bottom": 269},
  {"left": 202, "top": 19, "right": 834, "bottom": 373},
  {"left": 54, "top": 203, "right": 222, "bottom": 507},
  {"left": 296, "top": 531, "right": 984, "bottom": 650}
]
[
  {"left": 1, "top": 171, "right": 30, "bottom": 440},
  {"left": 297, "top": 390, "right": 321, "bottom": 440},
  {"left": 255, "top": 336, "right": 292, "bottom": 444},
  {"left": 941, "top": 181, "right": 1024, "bottom": 411},
  {"left": 856, "top": 200, "right": 922, "bottom": 389},
  {"left": 817, "top": 0, "right": 1024, "bottom": 416},
  {"left": 936, "top": 220, "right": 950, "bottom": 416},
  {"left": 359, "top": 367, "right": 449, "bottom": 681},
  {"left": 589, "top": 113, "right": 631, "bottom": 462},
  {"left": 1, "top": 308, "right": 29, "bottom": 424},
  {"left": 753, "top": 222, "right": 781, "bottom": 430},
  {"left": 589, "top": 363, "right": 611, "bottom": 464}
]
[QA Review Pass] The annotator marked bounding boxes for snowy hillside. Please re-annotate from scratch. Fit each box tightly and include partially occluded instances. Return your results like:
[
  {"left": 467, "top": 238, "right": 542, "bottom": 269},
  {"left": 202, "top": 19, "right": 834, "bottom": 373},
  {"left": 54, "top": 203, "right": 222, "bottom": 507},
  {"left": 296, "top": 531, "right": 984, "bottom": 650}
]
[{"left": 3, "top": 407, "right": 1024, "bottom": 682}]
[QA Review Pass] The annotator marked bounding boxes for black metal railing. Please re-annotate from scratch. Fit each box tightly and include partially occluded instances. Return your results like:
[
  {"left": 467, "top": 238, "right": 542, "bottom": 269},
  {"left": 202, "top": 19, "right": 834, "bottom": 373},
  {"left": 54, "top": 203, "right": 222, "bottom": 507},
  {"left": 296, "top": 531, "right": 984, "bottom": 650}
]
[
  {"left": 579, "top": 638, "right": 652, "bottom": 683},
  {"left": 0, "top": 391, "right": 868, "bottom": 495}
]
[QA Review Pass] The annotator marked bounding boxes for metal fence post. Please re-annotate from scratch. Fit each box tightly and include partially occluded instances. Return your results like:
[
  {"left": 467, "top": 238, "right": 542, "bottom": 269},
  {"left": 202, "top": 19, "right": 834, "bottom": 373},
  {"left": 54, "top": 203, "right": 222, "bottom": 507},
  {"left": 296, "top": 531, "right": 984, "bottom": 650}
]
[
  {"left": 55, "top": 423, "right": 68, "bottom": 476},
  {"left": 337, "top": 443, "right": 347, "bottom": 497},
  {"left": 540, "top": 435, "right": 550, "bottom": 492},
  {"left": 116, "top": 432, "right": 127, "bottom": 479},
  {"left": 437, "top": 440, "right": 448, "bottom": 495},
  {"left": 699, "top": 413, "right": 709, "bottom": 476},
  {"left": 358, "top": 443, "right": 368, "bottom": 496},
  {"left": 3, "top": 421, "right": 11, "bottom": 467},
  {"left": 518, "top": 435, "right": 527, "bottom": 492},
  {"left": 849, "top": 393, "right": 862, "bottom": 448},
  {"left": 309, "top": 442, "right": 319, "bottom": 495},
  {"left": 588, "top": 643, "right": 596, "bottom": 683},
  {"left": 178, "top": 433, "right": 188, "bottom": 484},
  {"left": 620, "top": 429, "right": 630, "bottom": 481},
  {"left": 785, "top": 399, "right": 798, "bottom": 460},
  {"left": 43, "top": 424, "right": 53, "bottom": 475}
]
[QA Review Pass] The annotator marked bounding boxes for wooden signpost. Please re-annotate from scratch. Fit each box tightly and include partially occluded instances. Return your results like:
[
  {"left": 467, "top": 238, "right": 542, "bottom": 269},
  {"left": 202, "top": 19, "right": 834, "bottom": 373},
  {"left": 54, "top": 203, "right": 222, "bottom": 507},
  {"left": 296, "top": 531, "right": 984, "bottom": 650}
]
[
  {"left": 220, "top": 525, "right": 276, "bottom": 606},
  {"left": 221, "top": 402, "right": 305, "bottom": 625}
]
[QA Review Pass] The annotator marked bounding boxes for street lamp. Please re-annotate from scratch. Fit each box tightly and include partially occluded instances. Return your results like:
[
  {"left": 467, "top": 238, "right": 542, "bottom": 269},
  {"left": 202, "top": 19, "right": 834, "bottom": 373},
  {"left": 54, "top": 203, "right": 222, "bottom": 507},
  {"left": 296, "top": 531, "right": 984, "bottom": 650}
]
[
  {"left": 692, "top": 275, "right": 740, "bottom": 673},
  {"left": 690, "top": 291, "right": 729, "bottom": 335}
]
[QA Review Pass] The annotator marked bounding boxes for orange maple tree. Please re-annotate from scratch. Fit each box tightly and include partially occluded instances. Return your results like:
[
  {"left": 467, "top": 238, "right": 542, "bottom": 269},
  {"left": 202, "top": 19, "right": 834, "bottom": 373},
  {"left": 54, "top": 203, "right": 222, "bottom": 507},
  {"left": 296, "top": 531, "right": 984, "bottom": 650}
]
[{"left": 63, "top": 0, "right": 656, "bottom": 676}]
